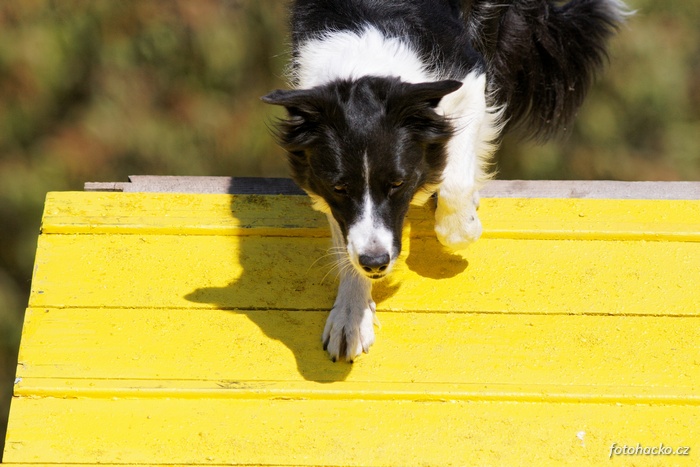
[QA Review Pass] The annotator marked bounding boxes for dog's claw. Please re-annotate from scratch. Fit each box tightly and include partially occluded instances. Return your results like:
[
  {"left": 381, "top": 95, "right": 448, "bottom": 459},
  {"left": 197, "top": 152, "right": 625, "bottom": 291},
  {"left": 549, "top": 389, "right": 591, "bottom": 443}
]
[{"left": 323, "top": 299, "right": 377, "bottom": 362}]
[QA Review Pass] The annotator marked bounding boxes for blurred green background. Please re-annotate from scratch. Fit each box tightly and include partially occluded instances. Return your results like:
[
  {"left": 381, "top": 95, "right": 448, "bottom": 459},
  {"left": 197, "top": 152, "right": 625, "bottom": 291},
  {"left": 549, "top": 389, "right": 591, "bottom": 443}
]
[{"left": 0, "top": 0, "right": 698, "bottom": 452}]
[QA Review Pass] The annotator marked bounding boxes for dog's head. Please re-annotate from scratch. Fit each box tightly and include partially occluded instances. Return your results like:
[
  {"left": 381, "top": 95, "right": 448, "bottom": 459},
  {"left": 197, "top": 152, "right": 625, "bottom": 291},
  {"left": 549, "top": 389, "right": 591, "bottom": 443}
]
[{"left": 263, "top": 76, "right": 461, "bottom": 279}]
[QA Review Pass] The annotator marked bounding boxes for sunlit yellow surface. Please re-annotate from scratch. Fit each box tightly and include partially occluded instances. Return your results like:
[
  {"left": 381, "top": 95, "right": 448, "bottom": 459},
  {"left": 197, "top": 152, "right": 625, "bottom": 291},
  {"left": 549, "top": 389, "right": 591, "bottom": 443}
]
[{"left": 4, "top": 191, "right": 699, "bottom": 466}]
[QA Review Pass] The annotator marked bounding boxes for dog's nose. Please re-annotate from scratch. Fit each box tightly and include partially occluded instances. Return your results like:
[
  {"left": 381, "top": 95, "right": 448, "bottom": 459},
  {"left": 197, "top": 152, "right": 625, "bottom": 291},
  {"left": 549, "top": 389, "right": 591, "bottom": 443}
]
[{"left": 358, "top": 253, "right": 390, "bottom": 274}]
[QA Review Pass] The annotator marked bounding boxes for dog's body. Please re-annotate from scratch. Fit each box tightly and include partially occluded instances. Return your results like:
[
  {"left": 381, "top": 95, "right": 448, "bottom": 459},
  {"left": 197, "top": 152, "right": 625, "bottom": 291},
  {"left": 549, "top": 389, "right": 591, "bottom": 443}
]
[{"left": 263, "top": 0, "right": 628, "bottom": 361}]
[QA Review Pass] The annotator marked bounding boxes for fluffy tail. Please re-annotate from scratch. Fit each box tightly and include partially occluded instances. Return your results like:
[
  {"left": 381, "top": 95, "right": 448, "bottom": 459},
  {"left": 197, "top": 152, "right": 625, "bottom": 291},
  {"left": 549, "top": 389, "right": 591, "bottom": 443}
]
[{"left": 461, "top": 0, "right": 630, "bottom": 140}]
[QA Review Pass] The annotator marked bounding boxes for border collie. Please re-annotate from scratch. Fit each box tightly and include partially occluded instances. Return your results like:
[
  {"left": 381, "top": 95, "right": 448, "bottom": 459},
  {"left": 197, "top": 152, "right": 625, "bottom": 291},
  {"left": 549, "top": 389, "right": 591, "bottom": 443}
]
[{"left": 263, "top": 0, "right": 628, "bottom": 362}]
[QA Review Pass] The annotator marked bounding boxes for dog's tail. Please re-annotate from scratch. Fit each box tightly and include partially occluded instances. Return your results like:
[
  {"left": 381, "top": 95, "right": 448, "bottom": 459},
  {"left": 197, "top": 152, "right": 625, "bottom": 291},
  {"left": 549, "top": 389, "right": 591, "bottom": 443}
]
[{"left": 460, "top": 0, "right": 630, "bottom": 140}]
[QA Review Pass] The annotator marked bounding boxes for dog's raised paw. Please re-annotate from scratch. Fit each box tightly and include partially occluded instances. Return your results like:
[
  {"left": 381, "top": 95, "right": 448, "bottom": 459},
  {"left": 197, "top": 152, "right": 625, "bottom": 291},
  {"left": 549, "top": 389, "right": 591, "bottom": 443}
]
[
  {"left": 322, "top": 299, "right": 376, "bottom": 362},
  {"left": 434, "top": 202, "right": 483, "bottom": 251}
]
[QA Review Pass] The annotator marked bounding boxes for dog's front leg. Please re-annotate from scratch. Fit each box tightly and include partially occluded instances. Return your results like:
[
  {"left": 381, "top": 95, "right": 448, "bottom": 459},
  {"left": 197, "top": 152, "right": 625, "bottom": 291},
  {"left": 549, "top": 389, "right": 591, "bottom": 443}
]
[
  {"left": 322, "top": 215, "right": 376, "bottom": 362},
  {"left": 434, "top": 72, "right": 499, "bottom": 250},
  {"left": 323, "top": 270, "right": 375, "bottom": 362}
]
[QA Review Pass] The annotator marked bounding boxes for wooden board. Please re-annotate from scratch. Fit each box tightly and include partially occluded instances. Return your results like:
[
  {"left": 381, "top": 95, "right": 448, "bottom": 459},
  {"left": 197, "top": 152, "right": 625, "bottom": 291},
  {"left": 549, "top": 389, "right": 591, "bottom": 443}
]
[{"left": 4, "top": 191, "right": 700, "bottom": 466}]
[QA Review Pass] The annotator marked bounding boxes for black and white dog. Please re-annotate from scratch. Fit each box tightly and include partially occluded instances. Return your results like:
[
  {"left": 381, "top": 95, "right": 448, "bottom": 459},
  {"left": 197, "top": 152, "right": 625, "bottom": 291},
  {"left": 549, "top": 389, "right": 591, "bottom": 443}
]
[{"left": 263, "top": 0, "right": 628, "bottom": 362}]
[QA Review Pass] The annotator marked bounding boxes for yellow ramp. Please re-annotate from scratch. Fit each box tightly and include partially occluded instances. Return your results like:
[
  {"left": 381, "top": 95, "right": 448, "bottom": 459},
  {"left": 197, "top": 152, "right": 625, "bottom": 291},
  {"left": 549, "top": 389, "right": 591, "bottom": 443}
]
[{"left": 4, "top": 186, "right": 699, "bottom": 466}]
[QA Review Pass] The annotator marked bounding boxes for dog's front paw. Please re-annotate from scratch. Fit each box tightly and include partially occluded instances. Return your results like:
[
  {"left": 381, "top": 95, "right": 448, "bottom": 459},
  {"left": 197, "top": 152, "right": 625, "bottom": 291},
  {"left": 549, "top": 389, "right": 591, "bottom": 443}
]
[
  {"left": 322, "top": 298, "right": 376, "bottom": 362},
  {"left": 434, "top": 192, "right": 482, "bottom": 250}
]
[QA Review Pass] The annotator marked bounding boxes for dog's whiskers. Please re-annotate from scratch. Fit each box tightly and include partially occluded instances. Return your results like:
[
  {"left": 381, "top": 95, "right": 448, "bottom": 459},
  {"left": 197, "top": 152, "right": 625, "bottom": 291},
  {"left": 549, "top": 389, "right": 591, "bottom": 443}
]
[
  {"left": 336, "top": 255, "right": 357, "bottom": 279},
  {"left": 306, "top": 248, "right": 345, "bottom": 274},
  {"left": 310, "top": 246, "right": 358, "bottom": 284}
]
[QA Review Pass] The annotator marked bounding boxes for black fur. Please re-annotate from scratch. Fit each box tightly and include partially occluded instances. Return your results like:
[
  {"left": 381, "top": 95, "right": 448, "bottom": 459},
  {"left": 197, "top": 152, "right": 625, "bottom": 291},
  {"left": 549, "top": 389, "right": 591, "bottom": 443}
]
[
  {"left": 290, "top": 0, "right": 484, "bottom": 79},
  {"left": 263, "top": 77, "right": 461, "bottom": 247},
  {"left": 277, "top": 0, "right": 627, "bottom": 140},
  {"left": 463, "top": 0, "right": 627, "bottom": 139}
]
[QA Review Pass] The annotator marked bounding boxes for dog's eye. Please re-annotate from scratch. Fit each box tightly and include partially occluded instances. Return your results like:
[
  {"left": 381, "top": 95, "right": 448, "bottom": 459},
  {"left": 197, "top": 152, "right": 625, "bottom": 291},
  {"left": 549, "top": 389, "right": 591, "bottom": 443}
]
[
  {"left": 333, "top": 185, "right": 348, "bottom": 195},
  {"left": 389, "top": 180, "right": 404, "bottom": 194}
]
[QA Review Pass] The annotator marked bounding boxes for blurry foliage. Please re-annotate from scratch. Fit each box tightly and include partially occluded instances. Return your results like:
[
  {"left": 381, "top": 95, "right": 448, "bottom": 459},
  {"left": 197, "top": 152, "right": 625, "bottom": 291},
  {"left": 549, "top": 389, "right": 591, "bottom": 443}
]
[
  {"left": 0, "top": 0, "right": 698, "bottom": 452},
  {"left": 0, "top": 0, "right": 292, "bottom": 450}
]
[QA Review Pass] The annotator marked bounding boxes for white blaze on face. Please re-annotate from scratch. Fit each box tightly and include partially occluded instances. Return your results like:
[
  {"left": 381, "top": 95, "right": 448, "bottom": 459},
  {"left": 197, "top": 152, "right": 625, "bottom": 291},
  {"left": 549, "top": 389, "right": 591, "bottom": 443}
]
[
  {"left": 345, "top": 154, "right": 394, "bottom": 276},
  {"left": 346, "top": 192, "right": 394, "bottom": 273}
]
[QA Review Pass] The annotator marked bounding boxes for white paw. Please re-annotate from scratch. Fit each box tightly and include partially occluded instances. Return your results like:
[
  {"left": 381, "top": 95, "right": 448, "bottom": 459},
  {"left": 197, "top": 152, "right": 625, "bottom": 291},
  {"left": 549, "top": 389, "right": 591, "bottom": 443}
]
[
  {"left": 322, "top": 298, "right": 376, "bottom": 362},
  {"left": 434, "top": 192, "right": 482, "bottom": 250}
]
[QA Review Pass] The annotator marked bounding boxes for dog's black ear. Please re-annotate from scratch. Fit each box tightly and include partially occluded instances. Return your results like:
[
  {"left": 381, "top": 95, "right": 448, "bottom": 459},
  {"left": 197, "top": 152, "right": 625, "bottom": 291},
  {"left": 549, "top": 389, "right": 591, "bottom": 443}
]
[
  {"left": 387, "top": 80, "right": 463, "bottom": 146},
  {"left": 402, "top": 80, "right": 463, "bottom": 108},
  {"left": 261, "top": 89, "right": 321, "bottom": 121},
  {"left": 262, "top": 88, "right": 324, "bottom": 160}
]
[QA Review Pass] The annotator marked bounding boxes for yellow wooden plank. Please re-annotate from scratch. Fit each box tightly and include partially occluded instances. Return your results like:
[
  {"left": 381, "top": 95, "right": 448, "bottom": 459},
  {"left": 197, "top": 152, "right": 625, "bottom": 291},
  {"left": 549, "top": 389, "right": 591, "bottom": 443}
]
[
  {"left": 40, "top": 192, "right": 700, "bottom": 241},
  {"left": 4, "top": 396, "right": 697, "bottom": 466},
  {"left": 14, "top": 378, "right": 700, "bottom": 406},
  {"left": 479, "top": 197, "right": 700, "bottom": 242},
  {"left": 41, "top": 192, "right": 329, "bottom": 237},
  {"left": 28, "top": 233, "right": 700, "bottom": 314},
  {"left": 15, "top": 309, "right": 700, "bottom": 403}
]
